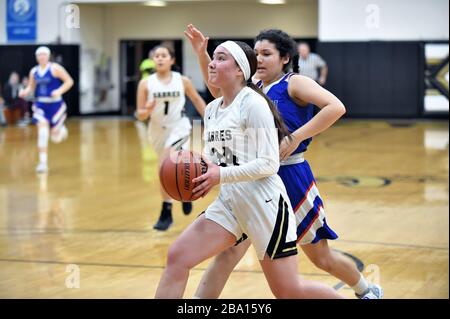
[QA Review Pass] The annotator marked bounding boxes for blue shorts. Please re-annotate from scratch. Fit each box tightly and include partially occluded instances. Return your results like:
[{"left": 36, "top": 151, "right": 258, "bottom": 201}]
[
  {"left": 278, "top": 160, "right": 338, "bottom": 245},
  {"left": 32, "top": 101, "right": 67, "bottom": 129}
]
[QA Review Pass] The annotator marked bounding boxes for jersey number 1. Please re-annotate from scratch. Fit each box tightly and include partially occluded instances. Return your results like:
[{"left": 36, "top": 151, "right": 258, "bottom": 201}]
[{"left": 164, "top": 101, "right": 169, "bottom": 115}]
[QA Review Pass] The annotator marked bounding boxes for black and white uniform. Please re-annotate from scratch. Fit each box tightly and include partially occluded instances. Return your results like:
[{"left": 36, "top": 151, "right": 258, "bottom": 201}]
[
  {"left": 203, "top": 87, "right": 298, "bottom": 260},
  {"left": 147, "top": 71, "right": 191, "bottom": 154}
]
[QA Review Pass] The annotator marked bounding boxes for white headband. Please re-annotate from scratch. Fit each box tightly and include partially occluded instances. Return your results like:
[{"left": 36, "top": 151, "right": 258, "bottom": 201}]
[
  {"left": 35, "top": 46, "right": 51, "bottom": 56},
  {"left": 219, "top": 41, "right": 251, "bottom": 81}
]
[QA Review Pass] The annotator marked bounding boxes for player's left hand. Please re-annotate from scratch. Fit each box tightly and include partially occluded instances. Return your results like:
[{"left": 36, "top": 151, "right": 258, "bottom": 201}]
[
  {"left": 279, "top": 136, "right": 301, "bottom": 160},
  {"left": 192, "top": 161, "right": 220, "bottom": 199},
  {"left": 51, "top": 90, "right": 61, "bottom": 98}
]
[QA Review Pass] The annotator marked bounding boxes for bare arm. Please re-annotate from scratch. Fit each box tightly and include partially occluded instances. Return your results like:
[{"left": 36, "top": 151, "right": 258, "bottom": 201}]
[
  {"left": 136, "top": 78, "right": 155, "bottom": 121},
  {"left": 184, "top": 24, "right": 221, "bottom": 98},
  {"left": 182, "top": 76, "right": 206, "bottom": 118},
  {"left": 318, "top": 65, "right": 328, "bottom": 86},
  {"left": 280, "top": 75, "right": 345, "bottom": 159},
  {"left": 51, "top": 64, "right": 74, "bottom": 97}
]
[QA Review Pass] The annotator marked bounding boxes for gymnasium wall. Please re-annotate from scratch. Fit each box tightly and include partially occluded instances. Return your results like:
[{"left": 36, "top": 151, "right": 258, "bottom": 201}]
[
  {"left": 80, "top": 1, "right": 318, "bottom": 113},
  {"left": 319, "top": 0, "right": 449, "bottom": 41},
  {"left": 317, "top": 41, "right": 424, "bottom": 118},
  {"left": 1, "top": 0, "right": 447, "bottom": 118},
  {"left": 317, "top": 0, "right": 449, "bottom": 118},
  {"left": 0, "top": 0, "right": 318, "bottom": 114}
]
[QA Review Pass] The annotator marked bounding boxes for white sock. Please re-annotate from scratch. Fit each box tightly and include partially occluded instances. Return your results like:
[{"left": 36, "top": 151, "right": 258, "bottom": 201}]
[
  {"left": 351, "top": 273, "right": 370, "bottom": 295},
  {"left": 39, "top": 152, "right": 48, "bottom": 164}
]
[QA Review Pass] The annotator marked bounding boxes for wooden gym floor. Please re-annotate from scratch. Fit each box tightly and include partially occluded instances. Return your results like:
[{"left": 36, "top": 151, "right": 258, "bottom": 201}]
[{"left": 0, "top": 118, "right": 448, "bottom": 298}]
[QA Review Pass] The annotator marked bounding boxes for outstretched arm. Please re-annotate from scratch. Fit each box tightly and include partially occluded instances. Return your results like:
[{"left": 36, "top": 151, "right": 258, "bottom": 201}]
[{"left": 184, "top": 24, "right": 221, "bottom": 99}]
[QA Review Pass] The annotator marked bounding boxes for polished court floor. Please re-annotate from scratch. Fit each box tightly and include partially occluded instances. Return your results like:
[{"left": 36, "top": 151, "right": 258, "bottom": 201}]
[{"left": 0, "top": 118, "right": 448, "bottom": 298}]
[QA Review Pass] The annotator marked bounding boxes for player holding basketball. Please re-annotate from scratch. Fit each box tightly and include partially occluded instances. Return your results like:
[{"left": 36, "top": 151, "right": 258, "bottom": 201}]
[
  {"left": 155, "top": 40, "right": 344, "bottom": 299},
  {"left": 19, "top": 46, "right": 73, "bottom": 174},
  {"left": 185, "top": 25, "right": 383, "bottom": 299},
  {"left": 136, "top": 45, "right": 206, "bottom": 231}
]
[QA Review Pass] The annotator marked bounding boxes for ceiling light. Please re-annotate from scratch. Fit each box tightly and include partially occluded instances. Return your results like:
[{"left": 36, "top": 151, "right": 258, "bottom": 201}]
[
  {"left": 144, "top": 1, "right": 167, "bottom": 7},
  {"left": 259, "top": 0, "right": 286, "bottom": 4}
]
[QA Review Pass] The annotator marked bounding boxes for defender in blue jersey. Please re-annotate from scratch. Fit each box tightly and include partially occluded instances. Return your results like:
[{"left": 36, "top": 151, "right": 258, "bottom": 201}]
[
  {"left": 185, "top": 25, "right": 383, "bottom": 299},
  {"left": 20, "top": 46, "right": 74, "bottom": 173}
]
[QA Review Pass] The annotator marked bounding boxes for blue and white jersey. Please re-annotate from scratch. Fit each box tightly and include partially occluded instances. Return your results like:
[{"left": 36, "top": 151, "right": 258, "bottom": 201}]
[
  {"left": 31, "top": 63, "right": 67, "bottom": 128},
  {"left": 258, "top": 73, "right": 314, "bottom": 155},
  {"left": 258, "top": 74, "right": 338, "bottom": 244},
  {"left": 32, "top": 63, "right": 63, "bottom": 103}
]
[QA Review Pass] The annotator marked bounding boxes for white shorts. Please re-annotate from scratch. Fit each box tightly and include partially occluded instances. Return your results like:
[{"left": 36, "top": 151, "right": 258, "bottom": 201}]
[
  {"left": 205, "top": 175, "right": 298, "bottom": 260},
  {"left": 148, "top": 117, "right": 191, "bottom": 155}
]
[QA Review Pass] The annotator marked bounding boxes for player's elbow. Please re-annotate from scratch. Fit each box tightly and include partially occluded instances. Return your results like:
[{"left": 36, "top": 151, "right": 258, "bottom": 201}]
[
  {"left": 335, "top": 102, "right": 346, "bottom": 118},
  {"left": 269, "top": 159, "right": 280, "bottom": 175},
  {"left": 66, "top": 77, "right": 74, "bottom": 89},
  {"left": 259, "top": 158, "right": 279, "bottom": 177}
]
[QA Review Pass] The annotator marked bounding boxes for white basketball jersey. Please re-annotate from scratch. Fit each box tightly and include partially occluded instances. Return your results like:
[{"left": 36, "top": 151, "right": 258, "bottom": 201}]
[
  {"left": 203, "top": 87, "right": 277, "bottom": 171},
  {"left": 147, "top": 71, "right": 186, "bottom": 126},
  {"left": 203, "top": 87, "right": 298, "bottom": 260}
]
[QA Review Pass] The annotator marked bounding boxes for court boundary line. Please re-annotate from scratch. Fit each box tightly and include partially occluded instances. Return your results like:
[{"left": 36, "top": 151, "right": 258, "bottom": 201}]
[
  {"left": 0, "top": 257, "right": 330, "bottom": 277},
  {"left": 0, "top": 227, "right": 448, "bottom": 251}
]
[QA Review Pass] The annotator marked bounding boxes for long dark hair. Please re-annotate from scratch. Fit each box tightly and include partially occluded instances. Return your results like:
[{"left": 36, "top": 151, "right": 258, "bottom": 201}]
[
  {"left": 234, "top": 41, "right": 291, "bottom": 144},
  {"left": 255, "top": 29, "right": 296, "bottom": 73}
]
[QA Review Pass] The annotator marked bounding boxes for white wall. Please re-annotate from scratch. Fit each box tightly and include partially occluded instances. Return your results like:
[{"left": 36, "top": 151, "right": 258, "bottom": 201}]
[
  {"left": 1, "top": 0, "right": 318, "bottom": 113},
  {"left": 77, "top": 5, "right": 110, "bottom": 114},
  {"left": 319, "top": 0, "right": 449, "bottom": 41},
  {"left": 87, "top": 1, "right": 318, "bottom": 112}
]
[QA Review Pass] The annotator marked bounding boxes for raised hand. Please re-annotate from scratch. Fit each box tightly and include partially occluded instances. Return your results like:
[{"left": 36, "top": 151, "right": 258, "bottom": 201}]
[{"left": 184, "top": 24, "right": 209, "bottom": 54}]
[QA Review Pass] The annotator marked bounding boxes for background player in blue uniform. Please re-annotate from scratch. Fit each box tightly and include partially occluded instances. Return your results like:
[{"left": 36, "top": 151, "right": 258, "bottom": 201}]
[
  {"left": 20, "top": 46, "right": 74, "bottom": 173},
  {"left": 185, "top": 25, "right": 383, "bottom": 299}
]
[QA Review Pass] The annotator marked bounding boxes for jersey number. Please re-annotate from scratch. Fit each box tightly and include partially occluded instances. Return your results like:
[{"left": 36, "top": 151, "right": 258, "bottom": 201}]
[
  {"left": 164, "top": 101, "right": 169, "bottom": 115},
  {"left": 211, "top": 147, "right": 240, "bottom": 167}
]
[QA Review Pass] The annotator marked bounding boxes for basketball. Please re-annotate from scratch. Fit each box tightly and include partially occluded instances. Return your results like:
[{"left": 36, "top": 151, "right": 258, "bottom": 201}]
[{"left": 159, "top": 150, "right": 208, "bottom": 201}]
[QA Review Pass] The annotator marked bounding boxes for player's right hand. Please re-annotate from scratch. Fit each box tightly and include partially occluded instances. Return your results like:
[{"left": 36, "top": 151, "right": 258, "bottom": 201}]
[
  {"left": 137, "top": 99, "right": 156, "bottom": 119},
  {"left": 184, "top": 24, "right": 209, "bottom": 55},
  {"left": 192, "top": 159, "right": 219, "bottom": 200}
]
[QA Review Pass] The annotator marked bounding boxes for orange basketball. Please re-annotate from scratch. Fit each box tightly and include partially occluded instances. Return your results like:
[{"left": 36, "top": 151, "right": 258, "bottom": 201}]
[{"left": 159, "top": 150, "right": 208, "bottom": 202}]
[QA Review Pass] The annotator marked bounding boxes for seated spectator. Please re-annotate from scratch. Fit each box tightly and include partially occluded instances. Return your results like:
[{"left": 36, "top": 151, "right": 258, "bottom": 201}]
[
  {"left": 3, "top": 72, "right": 28, "bottom": 126},
  {"left": 0, "top": 95, "right": 6, "bottom": 127}
]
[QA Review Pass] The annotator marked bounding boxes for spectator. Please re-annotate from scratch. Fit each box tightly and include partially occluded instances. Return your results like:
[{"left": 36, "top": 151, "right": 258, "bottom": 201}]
[
  {"left": 297, "top": 42, "right": 328, "bottom": 86},
  {"left": 16, "top": 76, "right": 33, "bottom": 127},
  {"left": 0, "top": 95, "right": 6, "bottom": 127},
  {"left": 2, "top": 72, "right": 28, "bottom": 125}
]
